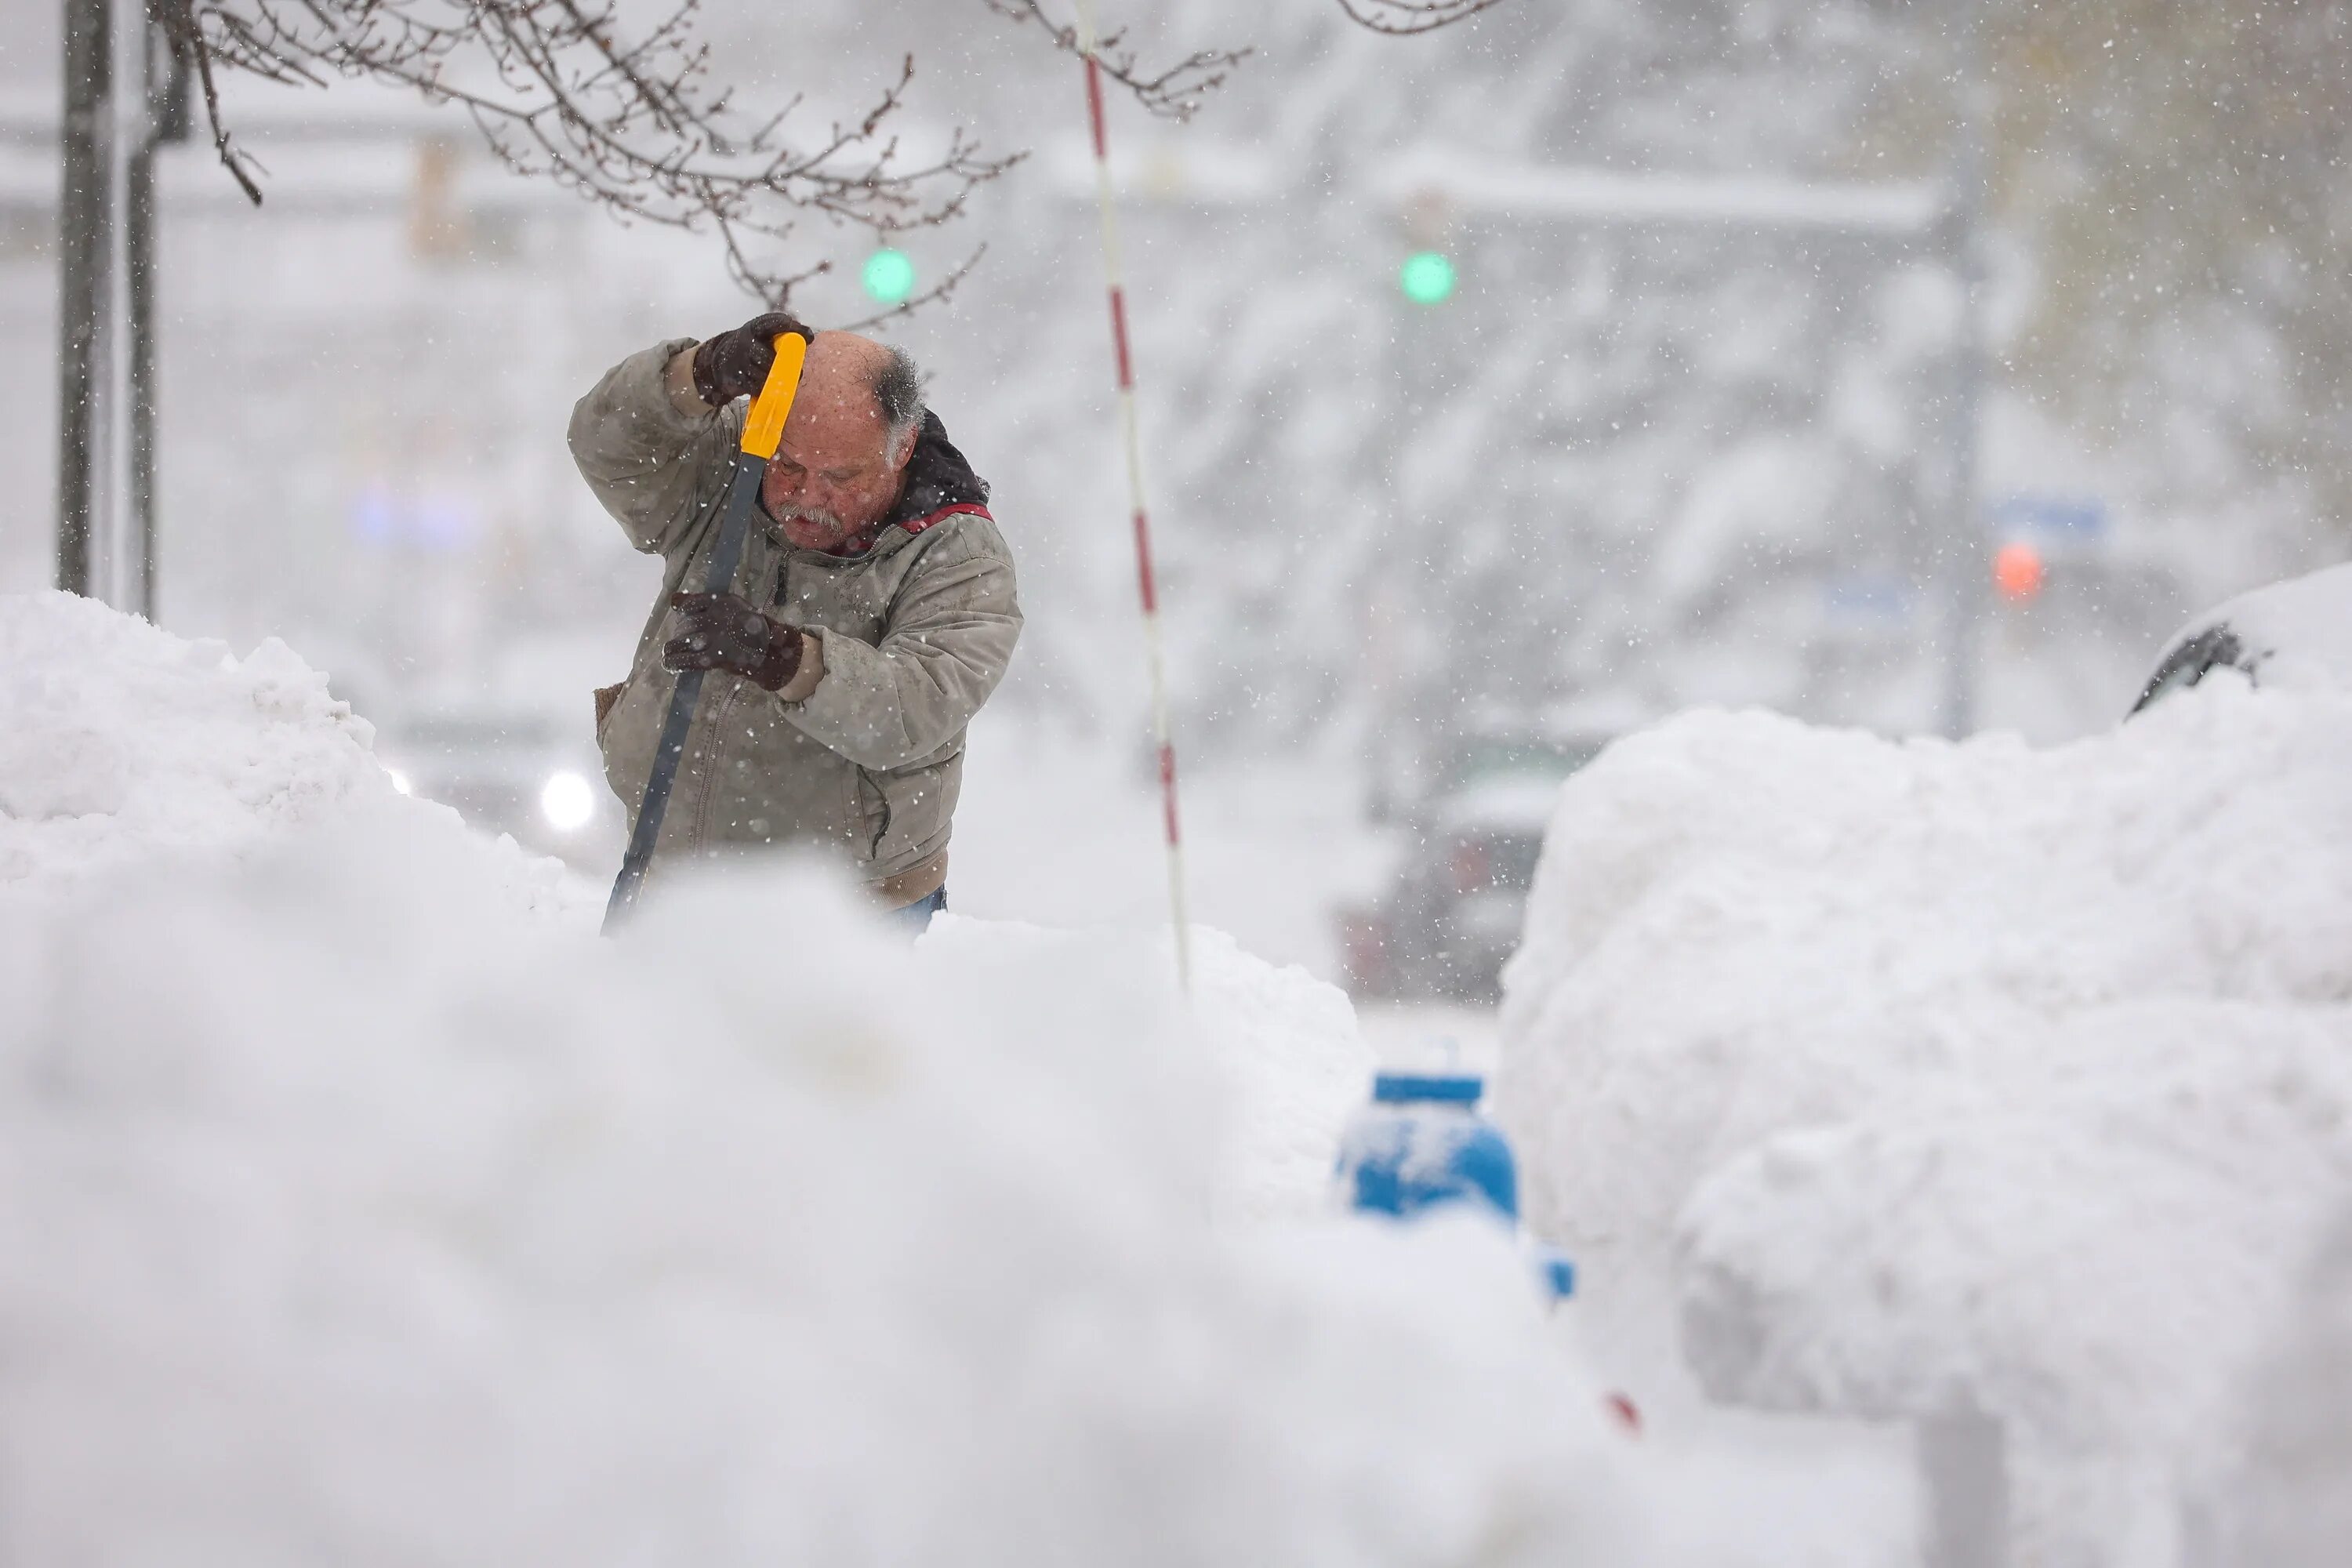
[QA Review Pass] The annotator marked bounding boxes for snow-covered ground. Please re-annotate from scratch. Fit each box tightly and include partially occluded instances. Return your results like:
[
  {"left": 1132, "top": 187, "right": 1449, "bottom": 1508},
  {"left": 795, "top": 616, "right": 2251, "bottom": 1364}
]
[
  {"left": 1497, "top": 674, "right": 2352, "bottom": 1566},
  {"left": 2190, "top": 1200, "right": 2352, "bottom": 1566},
  {"left": 0, "top": 591, "right": 1930, "bottom": 1566}
]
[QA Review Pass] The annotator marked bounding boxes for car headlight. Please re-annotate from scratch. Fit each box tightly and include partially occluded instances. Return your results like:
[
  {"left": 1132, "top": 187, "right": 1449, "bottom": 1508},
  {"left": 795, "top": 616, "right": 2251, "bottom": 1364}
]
[
  {"left": 539, "top": 770, "right": 596, "bottom": 832},
  {"left": 383, "top": 765, "right": 413, "bottom": 796}
]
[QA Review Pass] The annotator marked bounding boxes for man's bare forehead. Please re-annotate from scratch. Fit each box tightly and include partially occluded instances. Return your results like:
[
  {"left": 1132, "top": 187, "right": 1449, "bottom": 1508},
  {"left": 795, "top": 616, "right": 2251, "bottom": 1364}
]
[{"left": 774, "top": 412, "right": 888, "bottom": 469}]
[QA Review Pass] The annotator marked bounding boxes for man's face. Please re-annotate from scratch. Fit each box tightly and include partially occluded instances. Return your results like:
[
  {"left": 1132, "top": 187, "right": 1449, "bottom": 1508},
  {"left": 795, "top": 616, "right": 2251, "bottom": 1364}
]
[{"left": 760, "top": 348, "right": 912, "bottom": 551}]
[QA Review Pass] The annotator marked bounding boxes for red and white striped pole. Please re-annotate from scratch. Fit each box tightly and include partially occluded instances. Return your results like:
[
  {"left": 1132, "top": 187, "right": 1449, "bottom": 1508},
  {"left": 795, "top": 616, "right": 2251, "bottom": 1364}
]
[{"left": 1073, "top": 0, "right": 1193, "bottom": 992}]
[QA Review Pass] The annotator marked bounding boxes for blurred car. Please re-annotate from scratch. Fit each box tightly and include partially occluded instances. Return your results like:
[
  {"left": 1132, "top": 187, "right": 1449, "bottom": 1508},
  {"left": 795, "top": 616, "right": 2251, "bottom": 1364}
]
[
  {"left": 1341, "top": 727, "right": 1613, "bottom": 1004},
  {"left": 376, "top": 705, "right": 621, "bottom": 870},
  {"left": 2131, "top": 561, "right": 2352, "bottom": 714}
]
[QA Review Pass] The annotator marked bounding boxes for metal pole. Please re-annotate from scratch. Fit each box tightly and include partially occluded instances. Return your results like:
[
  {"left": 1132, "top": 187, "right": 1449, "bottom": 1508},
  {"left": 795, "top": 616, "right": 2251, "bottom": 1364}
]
[
  {"left": 1937, "top": 0, "right": 1991, "bottom": 740},
  {"left": 56, "top": 0, "right": 111, "bottom": 598},
  {"left": 125, "top": 1, "right": 179, "bottom": 620},
  {"left": 1071, "top": 0, "right": 1194, "bottom": 993},
  {"left": 1384, "top": 194, "right": 1450, "bottom": 814},
  {"left": 1918, "top": 1407, "right": 2008, "bottom": 1568},
  {"left": 125, "top": 143, "right": 156, "bottom": 617}
]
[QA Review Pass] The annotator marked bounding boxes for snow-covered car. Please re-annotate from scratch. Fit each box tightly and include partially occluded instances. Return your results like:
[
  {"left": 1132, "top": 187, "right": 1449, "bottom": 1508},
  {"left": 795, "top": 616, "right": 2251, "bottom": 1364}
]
[
  {"left": 376, "top": 706, "right": 620, "bottom": 869},
  {"left": 1341, "top": 729, "right": 1611, "bottom": 1003},
  {"left": 2130, "top": 560, "right": 2352, "bottom": 713}
]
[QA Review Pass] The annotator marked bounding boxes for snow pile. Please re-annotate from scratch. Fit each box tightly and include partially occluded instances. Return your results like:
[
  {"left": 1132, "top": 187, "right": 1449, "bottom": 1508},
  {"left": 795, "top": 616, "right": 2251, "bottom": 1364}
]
[
  {"left": 0, "top": 593, "right": 1724, "bottom": 1566},
  {"left": 0, "top": 841, "right": 1664, "bottom": 1566},
  {"left": 1497, "top": 677, "right": 2352, "bottom": 1564},
  {"left": 0, "top": 591, "right": 590, "bottom": 920}
]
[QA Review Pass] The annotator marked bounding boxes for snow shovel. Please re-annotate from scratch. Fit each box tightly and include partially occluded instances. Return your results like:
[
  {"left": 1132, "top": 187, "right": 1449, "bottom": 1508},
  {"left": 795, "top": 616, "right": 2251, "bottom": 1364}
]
[{"left": 603, "top": 330, "right": 809, "bottom": 930}]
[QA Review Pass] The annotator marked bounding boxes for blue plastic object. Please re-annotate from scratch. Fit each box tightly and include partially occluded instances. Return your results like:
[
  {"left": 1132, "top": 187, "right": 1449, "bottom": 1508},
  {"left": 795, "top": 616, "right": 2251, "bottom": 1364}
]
[
  {"left": 1338, "top": 1069, "right": 1584, "bottom": 1309},
  {"left": 1340, "top": 1073, "right": 1519, "bottom": 1222},
  {"left": 1534, "top": 1247, "right": 1577, "bottom": 1302},
  {"left": 1371, "top": 1072, "right": 1486, "bottom": 1105}
]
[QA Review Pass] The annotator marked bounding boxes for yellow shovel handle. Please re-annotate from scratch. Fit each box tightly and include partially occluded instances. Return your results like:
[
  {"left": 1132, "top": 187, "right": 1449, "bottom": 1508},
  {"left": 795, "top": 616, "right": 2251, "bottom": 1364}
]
[{"left": 739, "top": 332, "right": 808, "bottom": 459}]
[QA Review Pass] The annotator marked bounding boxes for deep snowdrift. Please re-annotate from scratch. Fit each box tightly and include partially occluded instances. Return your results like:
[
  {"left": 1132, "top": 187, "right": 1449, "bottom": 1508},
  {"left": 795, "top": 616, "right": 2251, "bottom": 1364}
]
[
  {"left": 2, "top": 592, "right": 1739, "bottom": 1566},
  {"left": 1497, "top": 677, "right": 2352, "bottom": 1565},
  {"left": 2, "top": 851, "right": 1663, "bottom": 1566}
]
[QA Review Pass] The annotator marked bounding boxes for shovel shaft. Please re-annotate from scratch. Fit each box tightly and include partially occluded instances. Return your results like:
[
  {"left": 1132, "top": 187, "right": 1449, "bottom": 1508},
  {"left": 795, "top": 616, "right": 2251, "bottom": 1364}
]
[
  {"left": 603, "top": 333, "right": 808, "bottom": 931},
  {"left": 603, "top": 452, "right": 768, "bottom": 928},
  {"left": 604, "top": 660, "right": 708, "bottom": 917}
]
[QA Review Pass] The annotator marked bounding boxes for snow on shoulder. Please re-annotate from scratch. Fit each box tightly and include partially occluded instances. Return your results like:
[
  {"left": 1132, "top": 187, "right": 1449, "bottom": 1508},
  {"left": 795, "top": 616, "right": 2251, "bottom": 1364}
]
[
  {"left": 0, "top": 590, "right": 588, "bottom": 921},
  {"left": 1498, "top": 679, "right": 2352, "bottom": 1561}
]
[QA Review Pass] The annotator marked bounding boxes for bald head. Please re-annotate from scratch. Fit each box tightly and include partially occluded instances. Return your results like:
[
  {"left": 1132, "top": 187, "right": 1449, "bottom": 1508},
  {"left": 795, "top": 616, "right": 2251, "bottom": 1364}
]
[
  {"left": 784, "top": 332, "right": 909, "bottom": 458},
  {"left": 762, "top": 330, "right": 927, "bottom": 553}
]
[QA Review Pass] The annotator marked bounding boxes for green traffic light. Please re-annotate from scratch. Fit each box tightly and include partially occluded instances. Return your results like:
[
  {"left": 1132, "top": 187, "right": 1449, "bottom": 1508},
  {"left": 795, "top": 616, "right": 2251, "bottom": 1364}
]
[
  {"left": 862, "top": 249, "right": 916, "bottom": 306},
  {"left": 1399, "top": 251, "right": 1457, "bottom": 306}
]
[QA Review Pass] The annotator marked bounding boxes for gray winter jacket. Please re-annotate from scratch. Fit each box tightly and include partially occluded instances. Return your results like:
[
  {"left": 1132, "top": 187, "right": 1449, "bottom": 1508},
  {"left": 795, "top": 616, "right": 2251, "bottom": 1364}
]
[{"left": 570, "top": 339, "right": 1021, "bottom": 902}]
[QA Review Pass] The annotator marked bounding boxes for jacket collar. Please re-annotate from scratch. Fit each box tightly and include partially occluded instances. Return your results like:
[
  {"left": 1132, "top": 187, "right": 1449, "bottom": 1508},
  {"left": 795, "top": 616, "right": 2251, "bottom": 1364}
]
[{"left": 886, "top": 410, "right": 990, "bottom": 529}]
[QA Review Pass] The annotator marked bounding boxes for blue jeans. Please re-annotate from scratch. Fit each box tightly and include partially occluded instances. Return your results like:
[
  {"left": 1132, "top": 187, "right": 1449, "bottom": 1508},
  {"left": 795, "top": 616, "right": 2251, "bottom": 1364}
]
[{"left": 887, "top": 885, "right": 946, "bottom": 933}]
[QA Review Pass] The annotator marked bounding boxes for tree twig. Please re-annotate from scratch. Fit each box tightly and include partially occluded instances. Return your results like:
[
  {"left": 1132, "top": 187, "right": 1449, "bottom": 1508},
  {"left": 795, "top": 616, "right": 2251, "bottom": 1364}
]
[
  {"left": 175, "top": 0, "right": 1014, "bottom": 303},
  {"left": 1338, "top": 0, "right": 1508, "bottom": 36},
  {"left": 982, "top": 0, "right": 1248, "bottom": 121},
  {"left": 160, "top": 0, "right": 1491, "bottom": 306}
]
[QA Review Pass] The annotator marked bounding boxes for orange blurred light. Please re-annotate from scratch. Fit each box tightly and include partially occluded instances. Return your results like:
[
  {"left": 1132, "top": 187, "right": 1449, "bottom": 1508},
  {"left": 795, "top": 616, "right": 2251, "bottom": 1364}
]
[{"left": 1994, "top": 541, "right": 2045, "bottom": 601}]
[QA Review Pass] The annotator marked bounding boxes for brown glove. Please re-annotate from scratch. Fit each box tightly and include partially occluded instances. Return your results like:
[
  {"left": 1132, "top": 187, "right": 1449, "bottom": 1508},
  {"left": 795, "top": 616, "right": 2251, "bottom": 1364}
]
[
  {"left": 691, "top": 311, "right": 817, "bottom": 407},
  {"left": 662, "top": 593, "right": 805, "bottom": 692}
]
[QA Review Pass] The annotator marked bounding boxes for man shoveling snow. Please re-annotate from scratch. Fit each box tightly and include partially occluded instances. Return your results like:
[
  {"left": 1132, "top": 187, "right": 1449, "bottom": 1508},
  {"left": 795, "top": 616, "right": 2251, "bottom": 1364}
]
[{"left": 572, "top": 314, "right": 1021, "bottom": 927}]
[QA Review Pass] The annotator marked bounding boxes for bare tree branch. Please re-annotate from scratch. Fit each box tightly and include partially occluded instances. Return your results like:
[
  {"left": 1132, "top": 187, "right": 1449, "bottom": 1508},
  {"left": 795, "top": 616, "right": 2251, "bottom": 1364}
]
[
  {"left": 982, "top": 0, "right": 1249, "bottom": 121},
  {"left": 1338, "top": 0, "right": 1509, "bottom": 35},
  {"left": 160, "top": 0, "right": 1018, "bottom": 303},
  {"left": 154, "top": 0, "right": 1493, "bottom": 308},
  {"left": 154, "top": 0, "right": 267, "bottom": 203}
]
